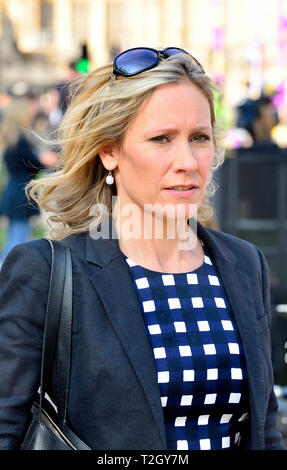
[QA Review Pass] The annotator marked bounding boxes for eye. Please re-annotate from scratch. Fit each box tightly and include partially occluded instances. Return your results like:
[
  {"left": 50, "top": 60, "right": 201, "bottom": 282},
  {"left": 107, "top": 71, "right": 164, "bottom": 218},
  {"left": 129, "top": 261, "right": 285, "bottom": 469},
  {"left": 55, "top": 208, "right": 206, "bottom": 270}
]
[
  {"left": 192, "top": 133, "right": 211, "bottom": 143},
  {"left": 150, "top": 135, "right": 170, "bottom": 144}
]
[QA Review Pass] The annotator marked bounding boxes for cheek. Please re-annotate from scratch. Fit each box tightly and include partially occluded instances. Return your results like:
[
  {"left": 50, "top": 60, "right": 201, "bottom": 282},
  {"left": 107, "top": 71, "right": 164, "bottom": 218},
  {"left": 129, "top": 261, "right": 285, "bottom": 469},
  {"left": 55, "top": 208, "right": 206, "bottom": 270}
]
[
  {"left": 122, "top": 145, "right": 165, "bottom": 180},
  {"left": 117, "top": 147, "right": 140, "bottom": 175},
  {"left": 117, "top": 147, "right": 157, "bottom": 192},
  {"left": 199, "top": 148, "right": 214, "bottom": 174}
]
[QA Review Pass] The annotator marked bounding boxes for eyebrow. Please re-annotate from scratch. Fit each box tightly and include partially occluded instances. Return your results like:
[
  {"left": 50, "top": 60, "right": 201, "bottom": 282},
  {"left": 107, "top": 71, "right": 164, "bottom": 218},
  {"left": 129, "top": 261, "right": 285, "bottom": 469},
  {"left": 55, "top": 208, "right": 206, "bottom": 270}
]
[{"left": 145, "top": 125, "right": 213, "bottom": 135}]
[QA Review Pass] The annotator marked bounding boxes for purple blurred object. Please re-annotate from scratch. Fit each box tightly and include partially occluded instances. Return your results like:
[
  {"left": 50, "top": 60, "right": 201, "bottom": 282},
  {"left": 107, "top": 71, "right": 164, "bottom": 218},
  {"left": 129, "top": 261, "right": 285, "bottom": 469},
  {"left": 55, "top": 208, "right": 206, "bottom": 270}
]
[
  {"left": 273, "top": 82, "right": 286, "bottom": 108},
  {"left": 213, "top": 27, "right": 224, "bottom": 51}
]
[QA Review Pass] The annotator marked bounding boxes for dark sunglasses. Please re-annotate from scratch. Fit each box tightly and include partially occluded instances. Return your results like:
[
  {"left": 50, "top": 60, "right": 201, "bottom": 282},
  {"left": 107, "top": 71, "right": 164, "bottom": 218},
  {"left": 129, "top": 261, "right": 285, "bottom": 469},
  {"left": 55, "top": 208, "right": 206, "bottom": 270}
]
[{"left": 111, "top": 47, "right": 205, "bottom": 79}]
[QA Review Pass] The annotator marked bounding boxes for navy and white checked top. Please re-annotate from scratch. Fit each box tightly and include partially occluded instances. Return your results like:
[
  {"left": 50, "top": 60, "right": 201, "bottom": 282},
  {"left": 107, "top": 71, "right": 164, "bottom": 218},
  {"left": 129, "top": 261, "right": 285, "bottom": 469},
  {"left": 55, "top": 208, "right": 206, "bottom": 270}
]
[{"left": 124, "top": 242, "right": 250, "bottom": 450}]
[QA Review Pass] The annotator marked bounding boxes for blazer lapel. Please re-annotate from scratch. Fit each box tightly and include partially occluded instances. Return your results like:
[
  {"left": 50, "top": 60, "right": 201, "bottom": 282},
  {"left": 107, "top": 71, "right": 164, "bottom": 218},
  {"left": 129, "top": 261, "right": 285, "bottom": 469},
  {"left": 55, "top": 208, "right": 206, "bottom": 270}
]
[
  {"left": 197, "top": 222, "right": 265, "bottom": 449},
  {"left": 86, "top": 226, "right": 167, "bottom": 449}
]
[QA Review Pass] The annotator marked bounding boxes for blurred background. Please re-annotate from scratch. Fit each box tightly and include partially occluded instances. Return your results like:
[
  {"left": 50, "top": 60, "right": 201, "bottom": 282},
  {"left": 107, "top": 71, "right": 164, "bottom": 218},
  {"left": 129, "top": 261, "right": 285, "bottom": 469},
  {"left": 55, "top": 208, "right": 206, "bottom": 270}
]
[{"left": 0, "top": 0, "right": 286, "bottom": 443}]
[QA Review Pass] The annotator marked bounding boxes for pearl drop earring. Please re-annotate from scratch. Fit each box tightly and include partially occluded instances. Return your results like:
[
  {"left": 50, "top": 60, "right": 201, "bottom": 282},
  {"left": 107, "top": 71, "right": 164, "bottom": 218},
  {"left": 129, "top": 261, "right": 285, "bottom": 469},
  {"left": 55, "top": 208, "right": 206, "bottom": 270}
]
[{"left": 106, "top": 170, "right": 114, "bottom": 185}]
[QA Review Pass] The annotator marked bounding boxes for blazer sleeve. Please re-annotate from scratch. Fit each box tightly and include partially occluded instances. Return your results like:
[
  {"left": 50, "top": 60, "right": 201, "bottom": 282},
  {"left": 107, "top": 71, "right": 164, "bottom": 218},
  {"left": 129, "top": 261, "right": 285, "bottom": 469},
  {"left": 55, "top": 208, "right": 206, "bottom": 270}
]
[
  {"left": 0, "top": 241, "right": 51, "bottom": 450},
  {"left": 257, "top": 247, "right": 286, "bottom": 450}
]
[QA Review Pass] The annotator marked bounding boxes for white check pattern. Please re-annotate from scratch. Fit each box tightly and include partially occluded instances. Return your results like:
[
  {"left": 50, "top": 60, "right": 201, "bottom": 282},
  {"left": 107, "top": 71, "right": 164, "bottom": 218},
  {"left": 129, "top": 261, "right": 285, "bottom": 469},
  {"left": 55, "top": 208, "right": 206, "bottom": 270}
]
[{"left": 124, "top": 242, "right": 249, "bottom": 450}]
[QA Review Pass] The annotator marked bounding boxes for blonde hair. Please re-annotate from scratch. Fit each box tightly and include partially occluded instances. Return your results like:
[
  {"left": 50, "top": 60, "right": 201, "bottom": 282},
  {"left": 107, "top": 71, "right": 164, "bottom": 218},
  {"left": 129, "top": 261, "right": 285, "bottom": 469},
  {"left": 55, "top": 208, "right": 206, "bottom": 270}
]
[
  {"left": 26, "top": 53, "right": 225, "bottom": 239},
  {"left": 0, "top": 98, "right": 31, "bottom": 153}
]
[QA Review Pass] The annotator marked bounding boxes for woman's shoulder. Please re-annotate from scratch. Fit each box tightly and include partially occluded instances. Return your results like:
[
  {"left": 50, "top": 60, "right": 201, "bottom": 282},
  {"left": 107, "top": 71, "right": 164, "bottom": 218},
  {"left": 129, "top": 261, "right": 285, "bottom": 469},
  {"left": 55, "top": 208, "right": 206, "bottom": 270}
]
[
  {"left": 203, "top": 226, "right": 264, "bottom": 267},
  {"left": 0, "top": 238, "right": 52, "bottom": 278},
  {"left": 0, "top": 239, "right": 52, "bottom": 299},
  {"left": 2, "top": 232, "right": 87, "bottom": 264},
  {"left": 206, "top": 226, "right": 257, "bottom": 250}
]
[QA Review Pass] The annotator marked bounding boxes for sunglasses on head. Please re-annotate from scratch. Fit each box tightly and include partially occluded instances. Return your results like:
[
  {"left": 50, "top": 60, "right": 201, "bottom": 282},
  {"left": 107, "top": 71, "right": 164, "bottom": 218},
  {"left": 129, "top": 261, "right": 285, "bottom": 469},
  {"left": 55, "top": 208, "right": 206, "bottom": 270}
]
[{"left": 111, "top": 47, "right": 205, "bottom": 79}]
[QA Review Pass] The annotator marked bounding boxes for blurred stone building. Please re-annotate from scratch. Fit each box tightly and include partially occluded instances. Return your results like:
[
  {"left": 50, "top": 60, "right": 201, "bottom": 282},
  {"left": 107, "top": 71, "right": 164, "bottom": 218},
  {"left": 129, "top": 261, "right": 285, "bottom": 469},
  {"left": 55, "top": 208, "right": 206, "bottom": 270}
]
[{"left": 0, "top": 0, "right": 286, "bottom": 108}]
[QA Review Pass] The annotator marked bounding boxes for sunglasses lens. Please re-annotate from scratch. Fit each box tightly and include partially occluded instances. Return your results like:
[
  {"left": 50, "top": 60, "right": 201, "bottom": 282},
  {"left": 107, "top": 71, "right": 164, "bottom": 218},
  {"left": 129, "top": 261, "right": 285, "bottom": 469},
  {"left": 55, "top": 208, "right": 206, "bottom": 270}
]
[
  {"left": 164, "top": 47, "right": 187, "bottom": 56},
  {"left": 115, "top": 49, "right": 158, "bottom": 75}
]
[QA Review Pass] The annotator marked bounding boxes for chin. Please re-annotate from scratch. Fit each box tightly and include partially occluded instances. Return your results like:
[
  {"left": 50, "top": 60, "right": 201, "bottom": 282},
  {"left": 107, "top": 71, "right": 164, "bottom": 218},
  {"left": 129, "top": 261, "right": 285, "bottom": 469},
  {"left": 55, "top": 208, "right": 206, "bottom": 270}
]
[{"left": 161, "top": 202, "right": 199, "bottom": 220}]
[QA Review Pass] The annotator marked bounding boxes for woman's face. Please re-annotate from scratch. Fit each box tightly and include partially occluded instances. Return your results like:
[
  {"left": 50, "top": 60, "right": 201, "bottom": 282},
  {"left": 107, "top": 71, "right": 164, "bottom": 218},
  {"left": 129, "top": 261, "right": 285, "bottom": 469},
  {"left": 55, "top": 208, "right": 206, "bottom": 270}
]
[{"left": 103, "top": 81, "right": 214, "bottom": 222}]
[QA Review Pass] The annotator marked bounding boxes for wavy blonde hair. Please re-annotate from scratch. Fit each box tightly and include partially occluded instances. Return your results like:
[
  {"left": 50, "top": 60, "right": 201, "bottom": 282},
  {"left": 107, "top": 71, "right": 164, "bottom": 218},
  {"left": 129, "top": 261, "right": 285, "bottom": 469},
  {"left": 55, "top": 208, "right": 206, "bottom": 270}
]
[{"left": 26, "top": 53, "right": 225, "bottom": 239}]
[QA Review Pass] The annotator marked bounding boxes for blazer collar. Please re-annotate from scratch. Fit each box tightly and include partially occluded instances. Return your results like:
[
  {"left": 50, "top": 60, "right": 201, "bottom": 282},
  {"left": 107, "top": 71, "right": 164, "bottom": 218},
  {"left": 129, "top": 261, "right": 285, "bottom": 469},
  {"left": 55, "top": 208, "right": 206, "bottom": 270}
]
[
  {"left": 86, "top": 215, "right": 121, "bottom": 267},
  {"left": 196, "top": 221, "right": 237, "bottom": 266},
  {"left": 85, "top": 216, "right": 237, "bottom": 268}
]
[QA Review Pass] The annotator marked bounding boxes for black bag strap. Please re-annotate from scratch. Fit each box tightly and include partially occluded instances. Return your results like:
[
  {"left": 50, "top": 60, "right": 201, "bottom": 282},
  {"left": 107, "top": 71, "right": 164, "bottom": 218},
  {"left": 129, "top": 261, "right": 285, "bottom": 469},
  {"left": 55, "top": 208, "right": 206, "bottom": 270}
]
[
  {"left": 56, "top": 243, "right": 73, "bottom": 426},
  {"left": 39, "top": 239, "right": 69, "bottom": 417},
  {"left": 36, "top": 239, "right": 91, "bottom": 450}
]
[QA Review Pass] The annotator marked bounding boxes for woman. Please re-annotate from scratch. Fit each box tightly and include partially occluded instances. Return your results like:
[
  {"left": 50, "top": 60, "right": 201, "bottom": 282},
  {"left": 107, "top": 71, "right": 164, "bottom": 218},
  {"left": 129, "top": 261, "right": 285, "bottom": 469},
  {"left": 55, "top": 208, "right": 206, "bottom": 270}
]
[
  {"left": 0, "top": 98, "right": 58, "bottom": 264},
  {"left": 0, "top": 48, "right": 285, "bottom": 450}
]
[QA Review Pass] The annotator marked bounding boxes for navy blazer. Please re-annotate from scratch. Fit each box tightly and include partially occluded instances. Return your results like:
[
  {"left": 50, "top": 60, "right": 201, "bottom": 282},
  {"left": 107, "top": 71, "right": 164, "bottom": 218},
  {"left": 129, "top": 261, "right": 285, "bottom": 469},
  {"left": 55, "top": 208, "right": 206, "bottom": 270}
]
[{"left": 0, "top": 221, "right": 285, "bottom": 450}]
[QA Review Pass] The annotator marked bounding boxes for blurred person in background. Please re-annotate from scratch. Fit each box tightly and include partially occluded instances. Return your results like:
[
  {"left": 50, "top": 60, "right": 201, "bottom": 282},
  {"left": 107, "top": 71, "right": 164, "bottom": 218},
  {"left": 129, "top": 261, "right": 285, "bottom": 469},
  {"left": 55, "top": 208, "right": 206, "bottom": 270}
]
[
  {"left": 55, "top": 60, "right": 80, "bottom": 114},
  {"left": 0, "top": 93, "right": 11, "bottom": 125},
  {"left": 0, "top": 97, "right": 58, "bottom": 265},
  {"left": 31, "top": 110, "right": 51, "bottom": 152},
  {"left": 40, "top": 87, "right": 63, "bottom": 132},
  {"left": 236, "top": 95, "right": 279, "bottom": 149}
]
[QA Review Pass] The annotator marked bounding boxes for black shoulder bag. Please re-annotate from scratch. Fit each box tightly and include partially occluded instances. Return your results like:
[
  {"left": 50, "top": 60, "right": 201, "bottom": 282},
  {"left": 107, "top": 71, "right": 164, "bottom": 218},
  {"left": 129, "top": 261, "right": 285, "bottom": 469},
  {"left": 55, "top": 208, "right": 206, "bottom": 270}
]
[{"left": 21, "top": 240, "right": 91, "bottom": 450}]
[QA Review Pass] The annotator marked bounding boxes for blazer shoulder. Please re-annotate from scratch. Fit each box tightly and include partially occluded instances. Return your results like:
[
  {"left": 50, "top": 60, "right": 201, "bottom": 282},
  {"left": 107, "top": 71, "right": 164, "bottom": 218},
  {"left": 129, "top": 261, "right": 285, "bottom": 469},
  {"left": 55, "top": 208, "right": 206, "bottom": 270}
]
[
  {"left": 207, "top": 226, "right": 258, "bottom": 251},
  {"left": 0, "top": 239, "right": 53, "bottom": 292},
  {"left": 205, "top": 227, "right": 263, "bottom": 270},
  {"left": 3, "top": 238, "right": 52, "bottom": 267},
  {"left": 0, "top": 232, "right": 90, "bottom": 280},
  {"left": 2, "top": 232, "right": 87, "bottom": 267}
]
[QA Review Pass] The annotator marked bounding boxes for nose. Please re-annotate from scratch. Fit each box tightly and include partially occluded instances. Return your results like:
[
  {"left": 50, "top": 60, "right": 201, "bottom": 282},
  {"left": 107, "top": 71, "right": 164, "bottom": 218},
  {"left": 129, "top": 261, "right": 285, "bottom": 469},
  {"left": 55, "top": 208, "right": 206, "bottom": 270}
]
[{"left": 172, "top": 141, "right": 199, "bottom": 173}]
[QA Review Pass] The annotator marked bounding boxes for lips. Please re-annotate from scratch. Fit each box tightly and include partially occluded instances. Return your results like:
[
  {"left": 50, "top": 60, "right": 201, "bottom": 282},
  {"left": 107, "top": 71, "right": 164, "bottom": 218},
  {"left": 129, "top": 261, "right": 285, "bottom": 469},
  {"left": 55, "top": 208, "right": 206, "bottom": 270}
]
[
  {"left": 165, "top": 184, "right": 199, "bottom": 191},
  {"left": 163, "top": 184, "right": 199, "bottom": 199}
]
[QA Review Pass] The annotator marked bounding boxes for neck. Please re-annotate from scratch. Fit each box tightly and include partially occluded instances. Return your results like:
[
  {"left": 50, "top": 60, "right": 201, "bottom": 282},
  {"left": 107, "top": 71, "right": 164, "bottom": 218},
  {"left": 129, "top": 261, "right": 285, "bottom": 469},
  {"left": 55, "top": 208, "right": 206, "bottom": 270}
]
[{"left": 112, "top": 201, "right": 202, "bottom": 273}]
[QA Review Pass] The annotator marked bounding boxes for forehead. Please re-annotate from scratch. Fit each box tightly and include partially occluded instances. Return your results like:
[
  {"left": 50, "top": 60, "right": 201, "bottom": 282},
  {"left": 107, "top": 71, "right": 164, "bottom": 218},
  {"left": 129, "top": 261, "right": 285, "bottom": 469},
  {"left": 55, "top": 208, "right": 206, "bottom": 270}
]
[{"left": 128, "top": 81, "right": 212, "bottom": 133}]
